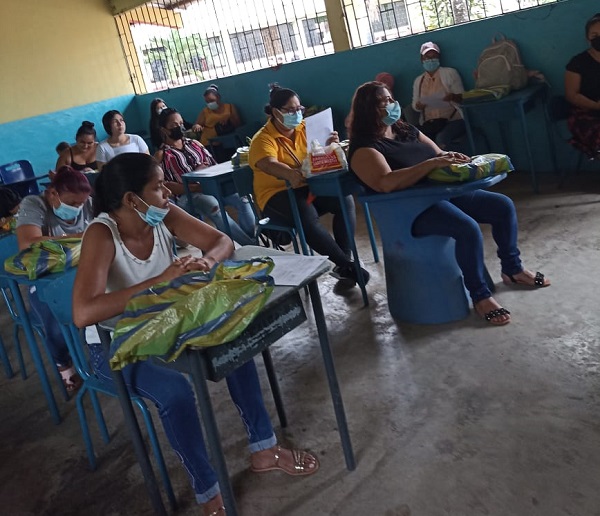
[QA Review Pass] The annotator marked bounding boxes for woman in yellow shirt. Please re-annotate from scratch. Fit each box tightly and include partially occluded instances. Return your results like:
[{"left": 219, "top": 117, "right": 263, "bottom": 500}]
[
  {"left": 249, "top": 86, "right": 369, "bottom": 286},
  {"left": 192, "top": 84, "right": 241, "bottom": 163}
]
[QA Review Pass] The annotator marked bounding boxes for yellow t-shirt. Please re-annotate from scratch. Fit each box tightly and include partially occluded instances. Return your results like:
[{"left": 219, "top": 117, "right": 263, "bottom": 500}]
[
  {"left": 249, "top": 119, "right": 307, "bottom": 211},
  {"left": 199, "top": 103, "right": 238, "bottom": 146}
]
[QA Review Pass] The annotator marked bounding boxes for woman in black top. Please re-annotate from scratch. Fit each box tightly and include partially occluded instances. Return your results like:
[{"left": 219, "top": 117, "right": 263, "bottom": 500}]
[
  {"left": 348, "top": 81, "right": 550, "bottom": 325},
  {"left": 565, "top": 13, "right": 600, "bottom": 157}
]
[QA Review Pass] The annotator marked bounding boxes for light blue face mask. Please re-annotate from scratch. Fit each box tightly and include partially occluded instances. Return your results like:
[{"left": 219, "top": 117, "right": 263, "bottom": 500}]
[
  {"left": 280, "top": 110, "right": 303, "bottom": 129},
  {"left": 423, "top": 59, "right": 440, "bottom": 73},
  {"left": 382, "top": 100, "right": 402, "bottom": 126},
  {"left": 206, "top": 101, "right": 218, "bottom": 110},
  {"left": 135, "top": 196, "right": 170, "bottom": 227},
  {"left": 53, "top": 198, "right": 83, "bottom": 221}
]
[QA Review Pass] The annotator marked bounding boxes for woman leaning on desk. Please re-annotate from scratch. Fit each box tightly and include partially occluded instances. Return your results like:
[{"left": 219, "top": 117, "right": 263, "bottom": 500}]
[
  {"left": 248, "top": 85, "right": 369, "bottom": 286},
  {"left": 16, "top": 166, "right": 93, "bottom": 391},
  {"left": 347, "top": 81, "right": 551, "bottom": 326},
  {"left": 565, "top": 12, "right": 600, "bottom": 158},
  {"left": 154, "top": 107, "right": 255, "bottom": 245},
  {"left": 72, "top": 153, "right": 319, "bottom": 516}
]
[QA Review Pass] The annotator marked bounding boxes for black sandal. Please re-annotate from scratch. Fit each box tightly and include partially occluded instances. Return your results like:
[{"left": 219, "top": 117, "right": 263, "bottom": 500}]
[
  {"left": 502, "top": 271, "right": 549, "bottom": 288},
  {"left": 484, "top": 307, "right": 511, "bottom": 326}
]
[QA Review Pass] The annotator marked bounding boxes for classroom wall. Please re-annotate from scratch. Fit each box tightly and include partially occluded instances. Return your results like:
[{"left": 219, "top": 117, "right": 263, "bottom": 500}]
[
  {"left": 136, "top": 0, "right": 595, "bottom": 174},
  {"left": 0, "top": 0, "right": 135, "bottom": 174},
  {"left": 1, "top": 0, "right": 596, "bottom": 178}
]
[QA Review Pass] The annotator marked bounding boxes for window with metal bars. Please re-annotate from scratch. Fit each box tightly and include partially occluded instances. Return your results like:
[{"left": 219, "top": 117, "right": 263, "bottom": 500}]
[{"left": 115, "top": 0, "right": 562, "bottom": 93}]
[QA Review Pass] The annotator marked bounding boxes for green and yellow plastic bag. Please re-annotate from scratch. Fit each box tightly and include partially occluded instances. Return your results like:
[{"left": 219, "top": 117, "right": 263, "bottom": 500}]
[
  {"left": 109, "top": 258, "right": 275, "bottom": 370},
  {"left": 427, "top": 153, "right": 514, "bottom": 183},
  {"left": 4, "top": 238, "right": 81, "bottom": 279}
]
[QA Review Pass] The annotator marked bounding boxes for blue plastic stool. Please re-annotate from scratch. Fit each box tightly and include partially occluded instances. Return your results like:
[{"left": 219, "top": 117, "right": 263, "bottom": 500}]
[{"left": 359, "top": 174, "right": 506, "bottom": 324}]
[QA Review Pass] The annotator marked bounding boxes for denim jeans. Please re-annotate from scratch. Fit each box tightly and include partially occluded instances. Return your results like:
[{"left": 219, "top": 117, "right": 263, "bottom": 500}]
[
  {"left": 263, "top": 186, "right": 356, "bottom": 267},
  {"left": 412, "top": 189, "right": 522, "bottom": 303},
  {"left": 28, "top": 287, "right": 71, "bottom": 367},
  {"left": 88, "top": 344, "right": 276, "bottom": 504},
  {"left": 178, "top": 192, "right": 256, "bottom": 246}
]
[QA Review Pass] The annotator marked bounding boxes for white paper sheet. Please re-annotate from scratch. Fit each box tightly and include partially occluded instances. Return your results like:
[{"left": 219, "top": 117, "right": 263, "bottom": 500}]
[
  {"left": 268, "top": 255, "right": 330, "bottom": 286},
  {"left": 305, "top": 107, "right": 334, "bottom": 148},
  {"left": 420, "top": 91, "right": 449, "bottom": 110}
]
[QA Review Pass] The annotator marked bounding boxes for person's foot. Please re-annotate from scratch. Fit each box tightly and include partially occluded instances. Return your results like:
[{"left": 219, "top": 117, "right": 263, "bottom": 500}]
[
  {"left": 474, "top": 297, "right": 511, "bottom": 326},
  {"left": 202, "top": 494, "right": 225, "bottom": 516},
  {"left": 58, "top": 364, "right": 83, "bottom": 393},
  {"left": 250, "top": 445, "right": 319, "bottom": 476},
  {"left": 502, "top": 269, "right": 551, "bottom": 288},
  {"left": 330, "top": 264, "right": 370, "bottom": 287}
]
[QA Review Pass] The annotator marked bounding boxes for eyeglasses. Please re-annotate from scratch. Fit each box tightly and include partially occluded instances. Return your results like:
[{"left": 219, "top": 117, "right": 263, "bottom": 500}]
[{"left": 278, "top": 106, "right": 305, "bottom": 115}]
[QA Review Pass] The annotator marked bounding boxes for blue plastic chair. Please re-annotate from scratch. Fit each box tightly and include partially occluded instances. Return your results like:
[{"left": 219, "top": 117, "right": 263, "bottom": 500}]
[
  {"left": 37, "top": 269, "right": 176, "bottom": 510},
  {"left": 0, "top": 234, "right": 68, "bottom": 399},
  {"left": 0, "top": 160, "right": 47, "bottom": 198},
  {"left": 232, "top": 165, "right": 307, "bottom": 254}
]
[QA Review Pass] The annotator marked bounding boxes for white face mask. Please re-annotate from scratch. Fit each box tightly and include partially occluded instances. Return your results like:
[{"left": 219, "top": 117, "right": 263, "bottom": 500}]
[{"left": 156, "top": 107, "right": 166, "bottom": 115}]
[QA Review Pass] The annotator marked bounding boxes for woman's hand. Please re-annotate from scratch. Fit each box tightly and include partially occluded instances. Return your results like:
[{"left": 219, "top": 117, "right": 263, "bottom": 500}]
[
  {"left": 158, "top": 260, "right": 190, "bottom": 283},
  {"left": 415, "top": 101, "right": 426, "bottom": 111},
  {"left": 180, "top": 255, "right": 215, "bottom": 272},
  {"left": 443, "top": 93, "right": 463, "bottom": 103},
  {"left": 192, "top": 124, "right": 203, "bottom": 133},
  {"left": 326, "top": 131, "right": 340, "bottom": 145},
  {"left": 287, "top": 168, "right": 306, "bottom": 188},
  {"left": 438, "top": 151, "right": 470, "bottom": 163},
  {"left": 430, "top": 152, "right": 471, "bottom": 169}
]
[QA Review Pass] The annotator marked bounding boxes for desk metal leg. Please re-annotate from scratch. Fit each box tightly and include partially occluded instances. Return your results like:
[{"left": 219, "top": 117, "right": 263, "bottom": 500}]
[
  {"left": 336, "top": 184, "right": 368, "bottom": 307},
  {"left": 97, "top": 327, "right": 167, "bottom": 516},
  {"left": 261, "top": 349, "right": 288, "bottom": 428},
  {"left": 8, "top": 279, "right": 61, "bottom": 425},
  {"left": 307, "top": 280, "right": 356, "bottom": 471},
  {"left": 187, "top": 350, "right": 238, "bottom": 516},
  {"left": 518, "top": 106, "right": 538, "bottom": 193}
]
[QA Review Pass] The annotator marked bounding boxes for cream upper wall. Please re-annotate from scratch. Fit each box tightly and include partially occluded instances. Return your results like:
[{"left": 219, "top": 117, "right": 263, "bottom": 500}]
[{"left": 0, "top": 0, "right": 133, "bottom": 124}]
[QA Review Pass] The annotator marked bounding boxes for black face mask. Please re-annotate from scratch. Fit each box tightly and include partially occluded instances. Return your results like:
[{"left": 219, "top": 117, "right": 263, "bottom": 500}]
[
  {"left": 169, "top": 125, "right": 184, "bottom": 140},
  {"left": 591, "top": 36, "right": 600, "bottom": 51}
]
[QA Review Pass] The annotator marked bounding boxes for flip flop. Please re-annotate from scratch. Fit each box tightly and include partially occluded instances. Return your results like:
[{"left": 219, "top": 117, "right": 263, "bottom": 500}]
[
  {"left": 502, "top": 271, "right": 550, "bottom": 288},
  {"left": 250, "top": 445, "right": 320, "bottom": 477}
]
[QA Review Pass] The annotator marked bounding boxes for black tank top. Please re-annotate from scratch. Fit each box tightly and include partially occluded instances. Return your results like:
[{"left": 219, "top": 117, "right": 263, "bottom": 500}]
[{"left": 69, "top": 147, "right": 98, "bottom": 171}]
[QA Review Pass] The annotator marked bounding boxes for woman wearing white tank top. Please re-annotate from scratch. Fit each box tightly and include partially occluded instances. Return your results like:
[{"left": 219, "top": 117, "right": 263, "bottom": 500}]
[{"left": 73, "top": 153, "right": 319, "bottom": 516}]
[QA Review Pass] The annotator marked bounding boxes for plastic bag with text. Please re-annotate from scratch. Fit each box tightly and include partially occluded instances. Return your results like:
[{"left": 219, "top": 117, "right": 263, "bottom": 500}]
[{"left": 302, "top": 140, "right": 348, "bottom": 177}]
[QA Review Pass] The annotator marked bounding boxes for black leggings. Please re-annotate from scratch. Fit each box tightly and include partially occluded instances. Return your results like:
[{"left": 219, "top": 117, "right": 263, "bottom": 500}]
[{"left": 262, "top": 186, "right": 356, "bottom": 267}]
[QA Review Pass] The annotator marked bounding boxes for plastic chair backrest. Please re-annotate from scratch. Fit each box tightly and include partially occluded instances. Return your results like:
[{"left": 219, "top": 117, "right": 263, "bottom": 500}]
[
  {"left": 0, "top": 160, "right": 41, "bottom": 197},
  {"left": 232, "top": 166, "right": 262, "bottom": 225},
  {"left": 0, "top": 233, "right": 18, "bottom": 264}
]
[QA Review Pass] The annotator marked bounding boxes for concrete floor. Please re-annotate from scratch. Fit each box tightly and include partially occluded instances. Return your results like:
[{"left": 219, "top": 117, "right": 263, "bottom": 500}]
[{"left": 2, "top": 171, "right": 600, "bottom": 516}]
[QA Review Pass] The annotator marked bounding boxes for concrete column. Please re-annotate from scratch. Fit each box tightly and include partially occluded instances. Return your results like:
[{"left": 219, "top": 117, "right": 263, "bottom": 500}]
[{"left": 324, "top": 0, "right": 351, "bottom": 52}]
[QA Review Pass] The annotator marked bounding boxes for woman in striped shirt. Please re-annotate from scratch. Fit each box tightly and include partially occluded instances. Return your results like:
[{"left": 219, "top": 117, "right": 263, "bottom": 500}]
[{"left": 155, "top": 108, "right": 255, "bottom": 246}]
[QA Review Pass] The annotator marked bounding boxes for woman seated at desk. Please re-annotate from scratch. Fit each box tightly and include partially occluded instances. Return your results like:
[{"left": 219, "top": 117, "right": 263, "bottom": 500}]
[
  {"left": 347, "top": 81, "right": 550, "bottom": 325},
  {"left": 96, "top": 110, "right": 149, "bottom": 170},
  {"left": 565, "top": 12, "right": 600, "bottom": 158},
  {"left": 155, "top": 107, "right": 255, "bottom": 246},
  {"left": 249, "top": 86, "right": 368, "bottom": 286},
  {"left": 55, "top": 121, "right": 98, "bottom": 172},
  {"left": 72, "top": 153, "right": 319, "bottom": 516},
  {"left": 17, "top": 166, "right": 93, "bottom": 391}
]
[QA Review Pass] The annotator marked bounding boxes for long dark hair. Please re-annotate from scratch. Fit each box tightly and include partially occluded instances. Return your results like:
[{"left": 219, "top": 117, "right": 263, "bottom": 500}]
[
  {"left": 158, "top": 107, "right": 179, "bottom": 129},
  {"left": 264, "top": 86, "right": 299, "bottom": 117},
  {"left": 149, "top": 98, "right": 165, "bottom": 148},
  {"left": 52, "top": 166, "right": 92, "bottom": 195},
  {"left": 93, "top": 153, "right": 157, "bottom": 216},
  {"left": 348, "top": 81, "right": 411, "bottom": 141}
]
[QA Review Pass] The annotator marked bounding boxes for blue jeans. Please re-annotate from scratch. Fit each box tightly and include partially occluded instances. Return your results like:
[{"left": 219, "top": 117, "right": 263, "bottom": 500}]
[
  {"left": 28, "top": 287, "right": 71, "bottom": 367},
  {"left": 412, "top": 190, "right": 522, "bottom": 303},
  {"left": 263, "top": 186, "right": 356, "bottom": 267},
  {"left": 88, "top": 344, "right": 276, "bottom": 504},
  {"left": 178, "top": 192, "right": 256, "bottom": 246}
]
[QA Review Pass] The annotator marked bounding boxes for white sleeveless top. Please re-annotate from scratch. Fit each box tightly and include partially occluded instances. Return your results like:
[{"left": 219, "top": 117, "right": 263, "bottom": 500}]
[{"left": 89, "top": 213, "right": 175, "bottom": 293}]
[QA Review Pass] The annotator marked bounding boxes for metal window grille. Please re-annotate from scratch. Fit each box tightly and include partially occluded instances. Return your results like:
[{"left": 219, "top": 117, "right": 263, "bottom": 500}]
[
  {"left": 343, "top": 0, "right": 562, "bottom": 47},
  {"left": 115, "top": 0, "right": 562, "bottom": 93}
]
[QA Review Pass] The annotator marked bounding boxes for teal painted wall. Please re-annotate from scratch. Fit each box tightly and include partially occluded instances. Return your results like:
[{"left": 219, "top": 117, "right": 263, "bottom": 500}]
[
  {"left": 1, "top": 0, "right": 596, "bottom": 178},
  {"left": 135, "top": 0, "right": 595, "bottom": 175},
  {"left": 0, "top": 95, "right": 136, "bottom": 178}
]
